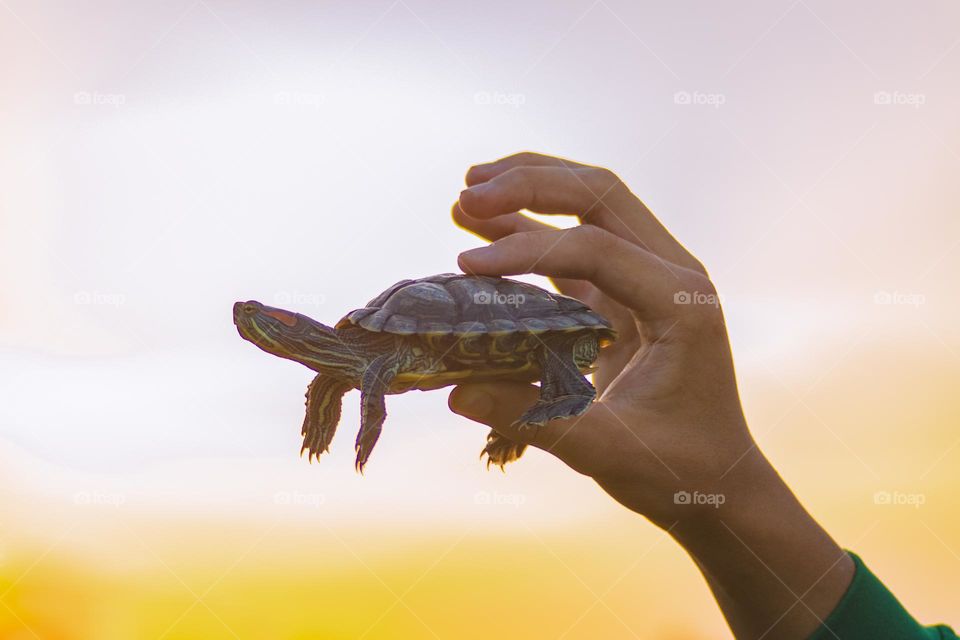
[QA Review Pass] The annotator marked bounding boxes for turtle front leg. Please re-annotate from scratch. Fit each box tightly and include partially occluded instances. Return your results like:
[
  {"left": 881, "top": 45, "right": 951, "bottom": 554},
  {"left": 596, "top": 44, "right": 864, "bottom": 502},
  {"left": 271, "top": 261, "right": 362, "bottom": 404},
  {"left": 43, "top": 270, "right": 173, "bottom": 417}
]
[
  {"left": 301, "top": 374, "right": 353, "bottom": 462},
  {"left": 512, "top": 334, "right": 597, "bottom": 429},
  {"left": 355, "top": 353, "right": 399, "bottom": 473}
]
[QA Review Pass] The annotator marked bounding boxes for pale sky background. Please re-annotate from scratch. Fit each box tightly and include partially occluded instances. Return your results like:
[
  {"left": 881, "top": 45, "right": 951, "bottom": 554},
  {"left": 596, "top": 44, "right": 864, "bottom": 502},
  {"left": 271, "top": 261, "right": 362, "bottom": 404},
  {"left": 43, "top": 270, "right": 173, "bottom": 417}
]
[{"left": 1, "top": 1, "right": 959, "bottom": 638}]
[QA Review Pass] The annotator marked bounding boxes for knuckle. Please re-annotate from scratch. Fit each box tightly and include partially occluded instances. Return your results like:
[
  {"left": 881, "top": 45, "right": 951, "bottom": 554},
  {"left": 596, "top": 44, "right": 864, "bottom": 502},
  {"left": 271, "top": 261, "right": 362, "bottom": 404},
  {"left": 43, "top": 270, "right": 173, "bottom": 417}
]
[
  {"left": 503, "top": 229, "right": 545, "bottom": 254},
  {"left": 687, "top": 257, "right": 710, "bottom": 277},
  {"left": 570, "top": 223, "right": 610, "bottom": 247},
  {"left": 509, "top": 151, "right": 541, "bottom": 164},
  {"left": 692, "top": 273, "right": 718, "bottom": 297},
  {"left": 501, "top": 166, "right": 539, "bottom": 207},
  {"left": 674, "top": 273, "right": 725, "bottom": 327},
  {"left": 568, "top": 226, "right": 619, "bottom": 277},
  {"left": 520, "top": 229, "right": 546, "bottom": 245},
  {"left": 585, "top": 166, "right": 624, "bottom": 193},
  {"left": 500, "top": 165, "right": 533, "bottom": 187},
  {"left": 578, "top": 167, "right": 626, "bottom": 220}
]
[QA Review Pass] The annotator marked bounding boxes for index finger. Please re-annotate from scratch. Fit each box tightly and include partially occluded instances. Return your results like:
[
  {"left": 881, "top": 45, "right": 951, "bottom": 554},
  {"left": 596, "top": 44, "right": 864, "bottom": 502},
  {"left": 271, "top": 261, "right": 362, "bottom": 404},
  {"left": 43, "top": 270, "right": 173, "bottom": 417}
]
[
  {"left": 458, "top": 226, "right": 701, "bottom": 320},
  {"left": 452, "top": 201, "right": 593, "bottom": 300},
  {"left": 465, "top": 151, "right": 591, "bottom": 186}
]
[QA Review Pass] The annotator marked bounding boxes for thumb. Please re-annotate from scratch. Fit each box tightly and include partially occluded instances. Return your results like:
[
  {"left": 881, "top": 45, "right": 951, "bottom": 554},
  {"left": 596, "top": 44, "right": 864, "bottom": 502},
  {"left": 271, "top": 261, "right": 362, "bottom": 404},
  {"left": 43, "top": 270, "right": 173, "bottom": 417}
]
[
  {"left": 449, "top": 382, "right": 539, "bottom": 427},
  {"left": 448, "top": 383, "right": 598, "bottom": 465}
]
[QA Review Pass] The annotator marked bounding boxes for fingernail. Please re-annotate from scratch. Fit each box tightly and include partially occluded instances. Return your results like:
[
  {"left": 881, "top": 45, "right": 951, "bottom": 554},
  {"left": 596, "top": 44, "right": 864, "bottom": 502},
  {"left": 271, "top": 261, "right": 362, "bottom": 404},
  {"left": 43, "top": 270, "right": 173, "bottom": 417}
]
[
  {"left": 461, "top": 183, "right": 492, "bottom": 199},
  {"left": 465, "top": 164, "right": 490, "bottom": 182},
  {"left": 450, "top": 387, "right": 494, "bottom": 419},
  {"left": 457, "top": 247, "right": 495, "bottom": 273},
  {"left": 459, "top": 245, "right": 493, "bottom": 260}
]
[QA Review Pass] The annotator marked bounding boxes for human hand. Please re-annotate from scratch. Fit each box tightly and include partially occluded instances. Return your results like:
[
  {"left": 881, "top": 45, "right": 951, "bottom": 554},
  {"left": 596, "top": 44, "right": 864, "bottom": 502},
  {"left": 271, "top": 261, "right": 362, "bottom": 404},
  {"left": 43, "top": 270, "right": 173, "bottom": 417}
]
[
  {"left": 448, "top": 151, "right": 758, "bottom": 526},
  {"left": 448, "top": 152, "right": 854, "bottom": 639}
]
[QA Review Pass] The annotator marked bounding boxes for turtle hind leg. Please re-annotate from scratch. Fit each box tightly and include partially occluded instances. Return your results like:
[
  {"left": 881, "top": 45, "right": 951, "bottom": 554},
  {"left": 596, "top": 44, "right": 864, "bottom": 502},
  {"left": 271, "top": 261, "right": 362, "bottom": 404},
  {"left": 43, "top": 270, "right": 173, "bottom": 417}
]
[
  {"left": 355, "top": 354, "right": 399, "bottom": 473},
  {"left": 481, "top": 430, "right": 527, "bottom": 470},
  {"left": 512, "top": 334, "right": 597, "bottom": 429},
  {"left": 301, "top": 375, "right": 353, "bottom": 462}
]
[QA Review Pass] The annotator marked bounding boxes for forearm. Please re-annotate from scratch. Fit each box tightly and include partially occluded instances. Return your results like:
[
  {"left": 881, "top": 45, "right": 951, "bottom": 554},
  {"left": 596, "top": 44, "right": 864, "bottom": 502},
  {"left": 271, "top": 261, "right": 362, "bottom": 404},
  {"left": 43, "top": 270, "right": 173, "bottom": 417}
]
[{"left": 667, "top": 448, "right": 854, "bottom": 639}]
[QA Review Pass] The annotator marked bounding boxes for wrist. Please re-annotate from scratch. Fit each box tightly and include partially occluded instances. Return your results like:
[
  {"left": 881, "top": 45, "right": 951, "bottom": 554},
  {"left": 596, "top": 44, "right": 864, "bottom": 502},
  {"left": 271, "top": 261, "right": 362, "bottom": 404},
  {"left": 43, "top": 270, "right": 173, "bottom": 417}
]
[
  {"left": 664, "top": 446, "right": 854, "bottom": 639},
  {"left": 664, "top": 444, "right": 782, "bottom": 536}
]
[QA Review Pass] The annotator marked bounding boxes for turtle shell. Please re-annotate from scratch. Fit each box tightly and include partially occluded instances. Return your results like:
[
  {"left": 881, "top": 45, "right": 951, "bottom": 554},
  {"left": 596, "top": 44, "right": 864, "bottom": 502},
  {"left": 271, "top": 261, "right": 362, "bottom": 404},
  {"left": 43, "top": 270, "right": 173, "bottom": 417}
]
[{"left": 335, "top": 273, "right": 614, "bottom": 337}]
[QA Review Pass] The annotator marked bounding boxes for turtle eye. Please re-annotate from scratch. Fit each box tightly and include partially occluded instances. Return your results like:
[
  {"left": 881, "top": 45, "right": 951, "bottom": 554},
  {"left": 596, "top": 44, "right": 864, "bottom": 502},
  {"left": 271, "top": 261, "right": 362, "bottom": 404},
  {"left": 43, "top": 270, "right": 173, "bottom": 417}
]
[{"left": 243, "top": 303, "right": 258, "bottom": 315}]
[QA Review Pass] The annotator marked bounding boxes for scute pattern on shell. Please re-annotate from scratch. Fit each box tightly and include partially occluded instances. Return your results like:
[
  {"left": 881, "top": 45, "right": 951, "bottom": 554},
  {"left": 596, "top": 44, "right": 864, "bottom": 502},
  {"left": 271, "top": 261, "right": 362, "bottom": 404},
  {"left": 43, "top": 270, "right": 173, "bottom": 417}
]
[{"left": 336, "top": 273, "right": 613, "bottom": 336}]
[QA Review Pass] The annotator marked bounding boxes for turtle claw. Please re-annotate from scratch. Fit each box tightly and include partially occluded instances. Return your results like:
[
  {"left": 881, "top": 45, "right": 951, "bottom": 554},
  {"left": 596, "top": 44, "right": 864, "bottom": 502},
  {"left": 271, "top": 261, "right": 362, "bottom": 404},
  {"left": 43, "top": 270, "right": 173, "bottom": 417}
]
[
  {"left": 481, "top": 430, "right": 526, "bottom": 470},
  {"left": 354, "top": 445, "right": 372, "bottom": 475},
  {"left": 354, "top": 438, "right": 376, "bottom": 474},
  {"left": 300, "top": 438, "right": 328, "bottom": 464},
  {"left": 300, "top": 375, "right": 351, "bottom": 466},
  {"left": 512, "top": 394, "right": 594, "bottom": 429}
]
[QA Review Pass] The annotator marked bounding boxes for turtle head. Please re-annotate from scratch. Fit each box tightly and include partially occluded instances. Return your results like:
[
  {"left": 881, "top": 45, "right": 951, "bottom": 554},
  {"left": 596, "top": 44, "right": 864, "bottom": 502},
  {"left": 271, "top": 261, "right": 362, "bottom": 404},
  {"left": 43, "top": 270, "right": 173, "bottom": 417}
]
[{"left": 233, "top": 300, "right": 364, "bottom": 376}]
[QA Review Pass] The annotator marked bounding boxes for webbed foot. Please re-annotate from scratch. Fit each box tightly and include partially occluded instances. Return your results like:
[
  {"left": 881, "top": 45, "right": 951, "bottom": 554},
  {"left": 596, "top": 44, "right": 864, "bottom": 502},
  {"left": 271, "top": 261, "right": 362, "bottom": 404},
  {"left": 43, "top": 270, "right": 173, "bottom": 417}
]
[
  {"left": 511, "top": 393, "right": 594, "bottom": 429},
  {"left": 301, "top": 375, "right": 352, "bottom": 463}
]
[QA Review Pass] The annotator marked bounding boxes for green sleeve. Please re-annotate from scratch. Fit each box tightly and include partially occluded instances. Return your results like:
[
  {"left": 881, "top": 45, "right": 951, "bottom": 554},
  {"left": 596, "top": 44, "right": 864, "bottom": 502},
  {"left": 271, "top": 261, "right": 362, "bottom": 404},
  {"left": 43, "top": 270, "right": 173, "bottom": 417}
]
[{"left": 809, "top": 552, "right": 957, "bottom": 640}]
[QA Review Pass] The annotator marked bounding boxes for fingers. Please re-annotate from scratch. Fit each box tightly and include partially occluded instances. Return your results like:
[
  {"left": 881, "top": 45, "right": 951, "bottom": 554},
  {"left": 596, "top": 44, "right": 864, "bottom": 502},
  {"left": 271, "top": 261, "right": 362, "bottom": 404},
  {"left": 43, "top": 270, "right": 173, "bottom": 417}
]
[
  {"left": 448, "top": 383, "right": 601, "bottom": 469},
  {"left": 461, "top": 153, "right": 706, "bottom": 274},
  {"left": 451, "top": 202, "right": 593, "bottom": 300},
  {"left": 452, "top": 200, "right": 556, "bottom": 241},
  {"left": 465, "top": 151, "right": 590, "bottom": 186},
  {"left": 459, "top": 166, "right": 606, "bottom": 218},
  {"left": 458, "top": 226, "right": 697, "bottom": 319}
]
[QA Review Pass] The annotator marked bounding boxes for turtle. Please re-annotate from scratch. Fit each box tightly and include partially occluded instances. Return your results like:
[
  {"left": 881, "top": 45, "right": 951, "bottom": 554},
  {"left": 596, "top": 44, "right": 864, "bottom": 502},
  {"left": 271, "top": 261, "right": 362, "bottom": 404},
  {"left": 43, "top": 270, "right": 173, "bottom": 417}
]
[{"left": 233, "top": 273, "right": 616, "bottom": 472}]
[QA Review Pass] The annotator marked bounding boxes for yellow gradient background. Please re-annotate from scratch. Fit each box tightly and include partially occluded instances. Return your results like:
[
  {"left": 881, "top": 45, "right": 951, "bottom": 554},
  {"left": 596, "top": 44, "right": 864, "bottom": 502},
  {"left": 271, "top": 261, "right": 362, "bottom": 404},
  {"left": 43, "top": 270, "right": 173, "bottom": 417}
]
[{"left": 1, "top": 1, "right": 959, "bottom": 638}]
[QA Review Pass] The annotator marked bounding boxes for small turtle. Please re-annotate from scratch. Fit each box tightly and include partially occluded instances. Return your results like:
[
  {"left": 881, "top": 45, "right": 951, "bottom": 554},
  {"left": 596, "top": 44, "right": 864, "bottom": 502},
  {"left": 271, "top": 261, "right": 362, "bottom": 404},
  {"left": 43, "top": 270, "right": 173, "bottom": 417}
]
[{"left": 233, "top": 274, "right": 615, "bottom": 471}]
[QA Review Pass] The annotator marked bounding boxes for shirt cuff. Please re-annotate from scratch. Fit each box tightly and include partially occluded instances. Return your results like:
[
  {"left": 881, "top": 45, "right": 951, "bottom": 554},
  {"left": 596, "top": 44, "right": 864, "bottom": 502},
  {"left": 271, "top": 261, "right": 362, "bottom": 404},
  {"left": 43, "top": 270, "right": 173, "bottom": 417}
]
[{"left": 809, "top": 551, "right": 954, "bottom": 640}]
